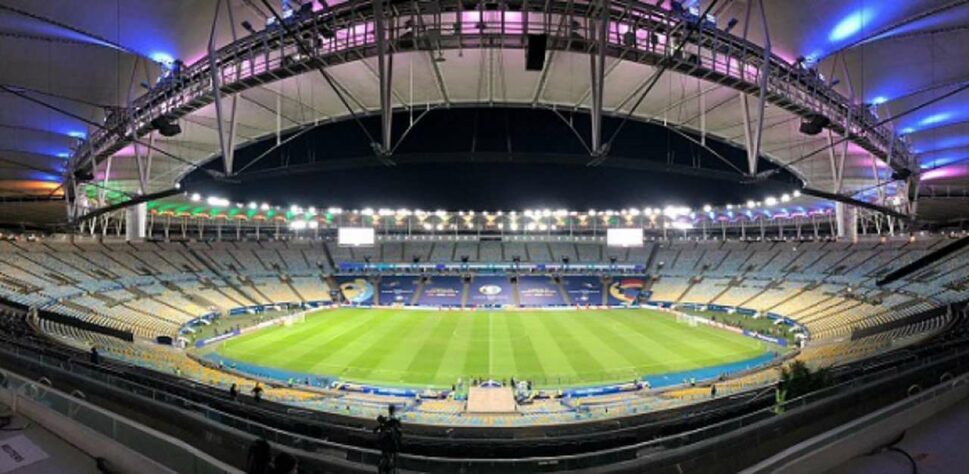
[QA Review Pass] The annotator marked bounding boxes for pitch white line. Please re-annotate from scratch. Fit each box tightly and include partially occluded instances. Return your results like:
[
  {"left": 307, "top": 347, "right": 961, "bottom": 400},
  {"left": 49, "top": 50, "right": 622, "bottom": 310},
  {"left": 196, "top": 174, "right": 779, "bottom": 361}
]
[{"left": 488, "top": 312, "right": 495, "bottom": 378}]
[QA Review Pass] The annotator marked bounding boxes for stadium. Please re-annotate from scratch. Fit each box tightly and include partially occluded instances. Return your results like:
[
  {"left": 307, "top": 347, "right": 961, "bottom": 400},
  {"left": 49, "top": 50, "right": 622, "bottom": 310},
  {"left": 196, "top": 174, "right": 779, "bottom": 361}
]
[{"left": 0, "top": 0, "right": 967, "bottom": 473}]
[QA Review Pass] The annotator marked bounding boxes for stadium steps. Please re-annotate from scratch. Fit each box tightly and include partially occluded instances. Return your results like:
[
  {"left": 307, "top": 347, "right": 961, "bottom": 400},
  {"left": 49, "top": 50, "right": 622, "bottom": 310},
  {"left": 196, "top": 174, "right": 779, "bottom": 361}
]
[
  {"left": 675, "top": 277, "right": 700, "bottom": 303},
  {"left": 274, "top": 249, "right": 291, "bottom": 272},
  {"left": 372, "top": 276, "right": 381, "bottom": 305},
  {"left": 320, "top": 244, "right": 337, "bottom": 272},
  {"left": 668, "top": 247, "right": 683, "bottom": 270},
  {"left": 410, "top": 279, "right": 426, "bottom": 305},
  {"left": 555, "top": 278, "right": 571, "bottom": 305},
  {"left": 735, "top": 282, "right": 773, "bottom": 308},
  {"left": 764, "top": 286, "right": 809, "bottom": 313},
  {"left": 730, "top": 249, "right": 757, "bottom": 274},
  {"left": 512, "top": 278, "right": 521, "bottom": 306},
  {"left": 250, "top": 249, "right": 274, "bottom": 272},
  {"left": 292, "top": 247, "right": 312, "bottom": 269},
  {"left": 601, "top": 276, "right": 609, "bottom": 305},
  {"left": 68, "top": 250, "right": 124, "bottom": 279},
  {"left": 788, "top": 294, "right": 843, "bottom": 319},
  {"left": 645, "top": 242, "right": 660, "bottom": 270},
  {"left": 242, "top": 279, "right": 273, "bottom": 305},
  {"left": 124, "top": 243, "right": 165, "bottom": 274},
  {"left": 283, "top": 277, "right": 306, "bottom": 303},
  {"left": 186, "top": 248, "right": 263, "bottom": 306},
  {"left": 11, "top": 254, "right": 77, "bottom": 286},
  {"left": 747, "top": 247, "right": 783, "bottom": 274},
  {"left": 709, "top": 248, "right": 732, "bottom": 272},
  {"left": 710, "top": 279, "right": 740, "bottom": 304},
  {"left": 210, "top": 285, "right": 247, "bottom": 308},
  {"left": 461, "top": 279, "right": 470, "bottom": 307}
]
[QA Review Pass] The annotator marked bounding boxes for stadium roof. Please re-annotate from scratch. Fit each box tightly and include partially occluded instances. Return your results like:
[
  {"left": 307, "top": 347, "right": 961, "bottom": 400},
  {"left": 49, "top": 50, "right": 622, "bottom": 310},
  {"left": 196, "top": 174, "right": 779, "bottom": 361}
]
[{"left": 0, "top": 0, "right": 967, "bottom": 227}]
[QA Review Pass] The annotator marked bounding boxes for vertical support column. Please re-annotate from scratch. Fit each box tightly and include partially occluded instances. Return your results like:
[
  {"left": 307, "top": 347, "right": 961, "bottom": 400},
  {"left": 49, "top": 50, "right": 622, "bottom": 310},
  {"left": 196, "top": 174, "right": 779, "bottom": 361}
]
[
  {"left": 125, "top": 203, "right": 147, "bottom": 241},
  {"left": 835, "top": 202, "right": 858, "bottom": 242},
  {"left": 373, "top": 0, "right": 393, "bottom": 155},
  {"left": 589, "top": 0, "right": 609, "bottom": 157},
  {"left": 207, "top": 0, "right": 236, "bottom": 175}
]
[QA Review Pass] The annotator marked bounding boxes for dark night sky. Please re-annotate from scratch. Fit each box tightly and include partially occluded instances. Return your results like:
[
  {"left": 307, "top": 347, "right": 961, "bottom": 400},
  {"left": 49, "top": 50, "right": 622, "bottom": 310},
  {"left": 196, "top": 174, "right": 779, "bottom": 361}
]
[{"left": 184, "top": 108, "right": 802, "bottom": 210}]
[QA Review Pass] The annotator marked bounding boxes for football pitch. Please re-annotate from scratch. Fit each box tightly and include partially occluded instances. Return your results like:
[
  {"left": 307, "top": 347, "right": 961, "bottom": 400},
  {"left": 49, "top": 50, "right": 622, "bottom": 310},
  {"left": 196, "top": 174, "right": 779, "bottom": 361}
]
[{"left": 216, "top": 308, "right": 768, "bottom": 388}]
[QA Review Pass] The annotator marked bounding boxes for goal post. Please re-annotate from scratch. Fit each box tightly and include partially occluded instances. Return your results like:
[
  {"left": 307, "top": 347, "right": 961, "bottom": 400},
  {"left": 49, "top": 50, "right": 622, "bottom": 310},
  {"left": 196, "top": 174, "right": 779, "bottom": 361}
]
[
  {"left": 283, "top": 311, "right": 306, "bottom": 327},
  {"left": 676, "top": 312, "right": 699, "bottom": 327}
]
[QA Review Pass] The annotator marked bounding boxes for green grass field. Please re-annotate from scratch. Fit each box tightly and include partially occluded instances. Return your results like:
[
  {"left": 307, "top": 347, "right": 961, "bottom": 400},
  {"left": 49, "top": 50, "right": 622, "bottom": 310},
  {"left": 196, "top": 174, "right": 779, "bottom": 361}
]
[{"left": 216, "top": 308, "right": 767, "bottom": 388}]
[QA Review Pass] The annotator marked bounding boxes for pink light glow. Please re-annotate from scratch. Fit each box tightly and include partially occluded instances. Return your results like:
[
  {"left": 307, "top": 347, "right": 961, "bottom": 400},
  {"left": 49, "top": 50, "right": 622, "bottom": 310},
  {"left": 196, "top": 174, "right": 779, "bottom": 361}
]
[
  {"left": 111, "top": 145, "right": 136, "bottom": 157},
  {"left": 921, "top": 166, "right": 968, "bottom": 181}
]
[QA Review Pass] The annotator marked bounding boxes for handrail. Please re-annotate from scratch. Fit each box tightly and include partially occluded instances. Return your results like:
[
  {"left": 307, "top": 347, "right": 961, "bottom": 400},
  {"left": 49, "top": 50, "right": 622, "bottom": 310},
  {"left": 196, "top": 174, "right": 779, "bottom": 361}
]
[
  {"left": 4, "top": 331, "right": 968, "bottom": 470},
  {"left": 74, "top": 0, "right": 908, "bottom": 185},
  {"left": 0, "top": 367, "right": 242, "bottom": 474}
]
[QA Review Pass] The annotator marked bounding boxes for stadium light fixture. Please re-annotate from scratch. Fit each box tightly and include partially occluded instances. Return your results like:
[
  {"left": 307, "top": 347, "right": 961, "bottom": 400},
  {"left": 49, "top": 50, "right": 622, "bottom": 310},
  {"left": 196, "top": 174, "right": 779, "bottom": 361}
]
[
  {"left": 746, "top": 200, "right": 756, "bottom": 209},
  {"left": 260, "top": 203, "right": 270, "bottom": 211},
  {"left": 781, "top": 194, "right": 791, "bottom": 203},
  {"left": 248, "top": 202, "right": 257, "bottom": 209},
  {"left": 765, "top": 196, "right": 778, "bottom": 206},
  {"left": 207, "top": 196, "right": 230, "bottom": 207},
  {"left": 793, "top": 190, "right": 801, "bottom": 198},
  {"left": 702, "top": 204, "right": 712, "bottom": 212},
  {"left": 190, "top": 193, "right": 201, "bottom": 202}
]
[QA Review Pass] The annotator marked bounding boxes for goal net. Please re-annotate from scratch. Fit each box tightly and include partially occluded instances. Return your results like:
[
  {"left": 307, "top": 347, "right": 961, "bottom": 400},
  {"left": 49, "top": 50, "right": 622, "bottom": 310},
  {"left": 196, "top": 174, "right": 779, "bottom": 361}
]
[
  {"left": 676, "top": 312, "right": 699, "bottom": 327},
  {"left": 283, "top": 312, "right": 306, "bottom": 327}
]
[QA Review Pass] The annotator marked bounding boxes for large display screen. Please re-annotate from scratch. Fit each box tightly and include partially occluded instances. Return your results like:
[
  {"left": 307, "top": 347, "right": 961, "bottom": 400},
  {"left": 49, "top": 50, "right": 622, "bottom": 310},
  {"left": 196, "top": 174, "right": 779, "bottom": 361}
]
[
  {"left": 607, "top": 228, "right": 644, "bottom": 247},
  {"left": 338, "top": 227, "right": 375, "bottom": 247}
]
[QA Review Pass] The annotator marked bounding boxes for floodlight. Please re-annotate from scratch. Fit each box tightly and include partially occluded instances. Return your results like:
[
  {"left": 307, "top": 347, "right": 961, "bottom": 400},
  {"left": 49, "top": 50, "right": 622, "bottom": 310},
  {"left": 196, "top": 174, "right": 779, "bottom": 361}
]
[
  {"left": 703, "top": 204, "right": 712, "bottom": 212},
  {"left": 765, "top": 196, "right": 778, "bottom": 206},
  {"left": 248, "top": 202, "right": 257, "bottom": 209},
  {"left": 260, "top": 203, "right": 270, "bottom": 211},
  {"left": 190, "top": 193, "right": 201, "bottom": 202}
]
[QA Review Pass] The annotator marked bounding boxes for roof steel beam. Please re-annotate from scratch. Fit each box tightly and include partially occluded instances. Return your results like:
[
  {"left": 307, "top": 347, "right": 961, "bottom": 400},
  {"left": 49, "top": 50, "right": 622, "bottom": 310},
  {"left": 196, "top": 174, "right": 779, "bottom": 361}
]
[{"left": 70, "top": 0, "right": 912, "bottom": 187}]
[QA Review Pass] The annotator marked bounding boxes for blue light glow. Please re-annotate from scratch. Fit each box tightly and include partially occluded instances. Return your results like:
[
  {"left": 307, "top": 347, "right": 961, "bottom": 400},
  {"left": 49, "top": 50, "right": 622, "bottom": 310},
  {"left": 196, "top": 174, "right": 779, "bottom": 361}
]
[
  {"left": 56, "top": 152, "right": 70, "bottom": 158},
  {"left": 67, "top": 131, "right": 86, "bottom": 139},
  {"left": 829, "top": 8, "right": 874, "bottom": 42},
  {"left": 920, "top": 156, "right": 963, "bottom": 169},
  {"left": 900, "top": 127, "right": 915, "bottom": 135},
  {"left": 871, "top": 96, "right": 888, "bottom": 105},
  {"left": 150, "top": 52, "right": 175, "bottom": 65},
  {"left": 919, "top": 112, "right": 952, "bottom": 126}
]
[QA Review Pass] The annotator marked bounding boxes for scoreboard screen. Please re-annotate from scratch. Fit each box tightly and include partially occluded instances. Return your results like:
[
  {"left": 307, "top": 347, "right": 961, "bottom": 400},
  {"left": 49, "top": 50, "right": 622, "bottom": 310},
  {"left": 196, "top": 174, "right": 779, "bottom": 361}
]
[
  {"left": 607, "top": 228, "right": 644, "bottom": 247},
  {"left": 338, "top": 227, "right": 375, "bottom": 247}
]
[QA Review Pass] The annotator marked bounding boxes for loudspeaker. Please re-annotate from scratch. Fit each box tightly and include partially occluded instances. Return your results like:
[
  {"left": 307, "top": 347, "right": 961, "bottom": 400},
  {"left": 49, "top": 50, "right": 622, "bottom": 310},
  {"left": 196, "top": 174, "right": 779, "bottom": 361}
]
[
  {"left": 798, "top": 114, "right": 830, "bottom": 135},
  {"left": 526, "top": 34, "right": 547, "bottom": 71},
  {"left": 150, "top": 116, "right": 182, "bottom": 137}
]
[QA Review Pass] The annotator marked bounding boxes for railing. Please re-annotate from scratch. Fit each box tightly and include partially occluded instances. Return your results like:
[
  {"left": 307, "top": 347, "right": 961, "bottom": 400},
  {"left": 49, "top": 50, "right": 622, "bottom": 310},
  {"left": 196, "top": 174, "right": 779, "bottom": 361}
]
[
  {"left": 75, "top": 0, "right": 907, "bottom": 177},
  {"left": 0, "top": 368, "right": 239, "bottom": 474},
  {"left": 4, "top": 334, "right": 968, "bottom": 472},
  {"left": 751, "top": 370, "right": 969, "bottom": 472}
]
